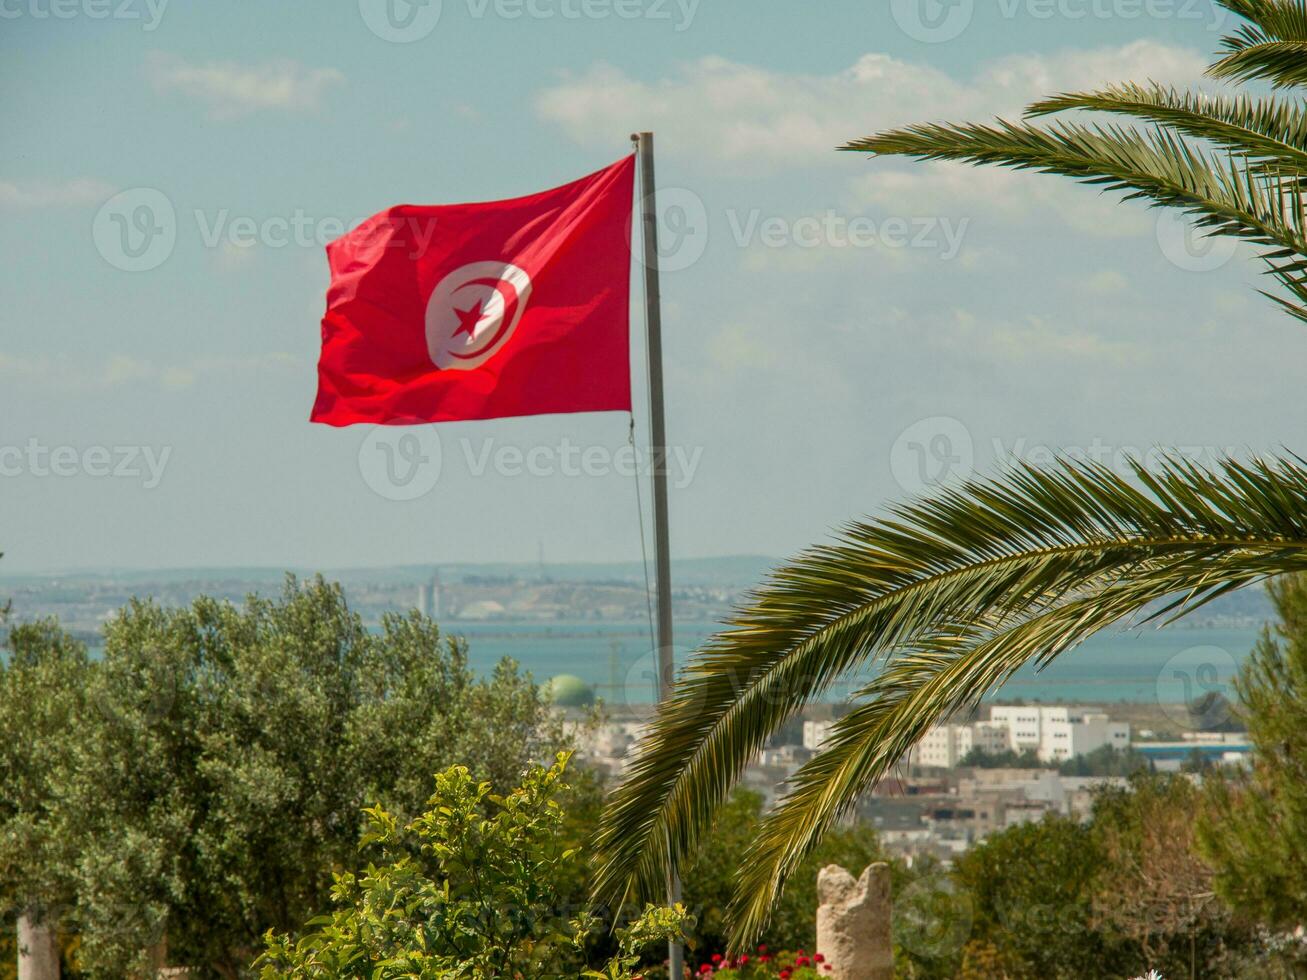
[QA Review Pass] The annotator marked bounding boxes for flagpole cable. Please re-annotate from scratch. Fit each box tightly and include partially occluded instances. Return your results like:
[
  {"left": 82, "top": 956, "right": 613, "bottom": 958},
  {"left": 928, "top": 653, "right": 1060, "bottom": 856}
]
[{"left": 628, "top": 414, "right": 659, "bottom": 673}]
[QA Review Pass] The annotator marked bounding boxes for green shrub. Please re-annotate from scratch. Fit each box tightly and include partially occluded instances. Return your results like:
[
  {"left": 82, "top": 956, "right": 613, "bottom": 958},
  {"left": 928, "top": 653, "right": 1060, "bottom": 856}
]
[{"left": 257, "top": 754, "right": 687, "bottom": 979}]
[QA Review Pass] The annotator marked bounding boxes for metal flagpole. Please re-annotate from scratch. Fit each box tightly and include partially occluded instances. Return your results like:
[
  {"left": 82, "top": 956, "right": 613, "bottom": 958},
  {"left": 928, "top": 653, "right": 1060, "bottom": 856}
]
[{"left": 631, "top": 130, "right": 683, "bottom": 980}]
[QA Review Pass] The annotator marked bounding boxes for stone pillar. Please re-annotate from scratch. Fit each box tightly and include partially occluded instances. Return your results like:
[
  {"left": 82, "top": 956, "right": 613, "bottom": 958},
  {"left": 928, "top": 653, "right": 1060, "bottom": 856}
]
[
  {"left": 17, "top": 914, "right": 60, "bottom": 980},
  {"left": 816, "top": 863, "right": 893, "bottom": 980}
]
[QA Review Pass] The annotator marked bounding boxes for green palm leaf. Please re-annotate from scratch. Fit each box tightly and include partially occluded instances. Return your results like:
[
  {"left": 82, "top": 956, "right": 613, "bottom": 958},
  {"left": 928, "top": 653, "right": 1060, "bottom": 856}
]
[
  {"left": 1213, "top": 0, "right": 1307, "bottom": 86},
  {"left": 1027, "top": 83, "right": 1307, "bottom": 174},
  {"left": 598, "top": 0, "right": 1307, "bottom": 948},
  {"left": 595, "top": 456, "right": 1307, "bottom": 945},
  {"left": 842, "top": 119, "right": 1307, "bottom": 317},
  {"left": 1218, "top": 0, "right": 1307, "bottom": 43},
  {"left": 1212, "top": 39, "right": 1307, "bottom": 88}
]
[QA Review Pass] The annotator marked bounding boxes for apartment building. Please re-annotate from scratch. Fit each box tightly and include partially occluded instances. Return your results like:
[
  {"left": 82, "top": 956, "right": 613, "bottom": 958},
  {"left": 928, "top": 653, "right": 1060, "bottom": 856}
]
[{"left": 988, "top": 705, "right": 1130, "bottom": 762}]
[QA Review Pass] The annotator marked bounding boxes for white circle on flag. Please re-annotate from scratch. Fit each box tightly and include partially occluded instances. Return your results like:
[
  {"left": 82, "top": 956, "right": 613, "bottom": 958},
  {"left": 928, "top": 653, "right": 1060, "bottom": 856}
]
[{"left": 425, "top": 261, "right": 533, "bottom": 371}]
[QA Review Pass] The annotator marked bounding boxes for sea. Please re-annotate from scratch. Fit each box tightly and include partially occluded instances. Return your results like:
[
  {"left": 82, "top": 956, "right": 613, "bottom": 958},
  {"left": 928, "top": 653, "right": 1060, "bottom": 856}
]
[{"left": 451, "top": 620, "right": 1263, "bottom": 707}]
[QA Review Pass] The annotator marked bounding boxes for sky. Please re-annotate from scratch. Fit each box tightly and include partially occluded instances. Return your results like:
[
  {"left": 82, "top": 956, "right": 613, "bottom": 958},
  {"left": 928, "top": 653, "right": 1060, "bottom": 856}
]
[{"left": 2, "top": 0, "right": 1305, "bottom": 575}]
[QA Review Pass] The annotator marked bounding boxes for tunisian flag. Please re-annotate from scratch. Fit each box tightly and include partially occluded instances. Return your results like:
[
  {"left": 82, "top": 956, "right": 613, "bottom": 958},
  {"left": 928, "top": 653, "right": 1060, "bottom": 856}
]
[{"left": 311, "top": 156, "right": 635, "bottom": 425}]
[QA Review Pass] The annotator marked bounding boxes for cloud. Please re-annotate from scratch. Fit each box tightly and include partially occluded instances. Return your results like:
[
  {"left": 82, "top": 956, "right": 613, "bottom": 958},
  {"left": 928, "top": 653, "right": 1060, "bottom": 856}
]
[
  {"left": 847, "top": 161, "right": 1152, "bottom": 239},
  {"left": 939, "top": 309, "right": 1144, "bottom": 366},
  {"left": 146, "top": 53, "right": 344, "bottom": 119},
  {"left": 0, "top": 177, "right": 114, "bottom": 209},
  {"left": 0, "top": 352, "right": 298, "bottom": 391},
  {"left": 1082, "top": 269, "right": 1130, "bottom": 294},
  {"left": 536, "top": 41, "right": 1207, "bottom": 169}
]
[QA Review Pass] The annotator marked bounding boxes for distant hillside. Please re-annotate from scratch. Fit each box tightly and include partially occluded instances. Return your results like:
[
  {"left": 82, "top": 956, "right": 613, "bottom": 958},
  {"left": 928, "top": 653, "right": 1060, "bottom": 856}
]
[{"left": 0, "top": 555, "right": 779, "bottom": 589}]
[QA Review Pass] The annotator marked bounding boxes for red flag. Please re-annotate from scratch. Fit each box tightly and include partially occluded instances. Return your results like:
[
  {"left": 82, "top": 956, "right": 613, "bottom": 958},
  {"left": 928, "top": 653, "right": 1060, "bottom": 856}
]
[{"left": 311, "top": 156, "right": 635, "bottom": 426}]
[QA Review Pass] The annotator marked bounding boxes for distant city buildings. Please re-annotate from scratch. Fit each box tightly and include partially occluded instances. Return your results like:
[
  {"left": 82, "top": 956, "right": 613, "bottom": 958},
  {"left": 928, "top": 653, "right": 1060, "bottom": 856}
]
[
  {"left": 568, "top": 700, "right": 1248, "bottom": 866},
  {"left": 987, "top": 705, "right": 1131, "bottom": 762},
  {"left": 909, "top": 705, "right": 1130, "bottom": 767},
  {"left": 803, "top": 719, "right": 833, "bottom": 751},
  {"left": 416, "top": 572, "right": 441, "bottom": 619}
]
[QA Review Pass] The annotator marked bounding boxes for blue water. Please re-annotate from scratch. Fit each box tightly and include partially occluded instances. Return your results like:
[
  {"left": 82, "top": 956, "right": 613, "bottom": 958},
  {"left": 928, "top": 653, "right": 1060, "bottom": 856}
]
[
  {"left": 451, "top": 621, "right": 1262, "bottom": 706},
  {"left": 81, "top": 621, "right": 1261, "bottom": 706}
]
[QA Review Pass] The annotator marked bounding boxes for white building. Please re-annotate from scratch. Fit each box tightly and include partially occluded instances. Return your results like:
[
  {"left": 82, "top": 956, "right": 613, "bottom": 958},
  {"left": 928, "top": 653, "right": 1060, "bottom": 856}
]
[
  {"left": 909, "top": 709, "right": 1129, "bottom": 769},
  {"left": 912, "top": 725, "right": 972, "bottom": 768},
  {"left": 910, "top": 719, "right": 1011, "bottom": 768},
  {"left": 987, "top": 705, "right": 1129, "bottom": 762},
  {"left": 803, "top": 719, "right": 835, "bottom": 751}
]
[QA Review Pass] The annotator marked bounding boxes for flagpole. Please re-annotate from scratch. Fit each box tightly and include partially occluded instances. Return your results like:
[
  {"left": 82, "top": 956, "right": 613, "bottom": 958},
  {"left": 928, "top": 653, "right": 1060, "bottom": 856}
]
[{"left": 632, "top": 130, "right": 683, "bottom": 980}]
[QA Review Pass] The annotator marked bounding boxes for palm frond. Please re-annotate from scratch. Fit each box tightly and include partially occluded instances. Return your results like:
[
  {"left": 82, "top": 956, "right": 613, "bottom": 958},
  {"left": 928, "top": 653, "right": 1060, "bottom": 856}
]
[
  {"left": 1218, "top": 0, "right": 1307, "bottom": 42},
  {"left": 1212, "top": 40, "right": 1307, "bottom": 87},
  {"left": 1028, "top": 83, "right": 1307, "bottom": 175},
  {"left": 594, "top": 455, "right": 1307, "bottom": 946},
  {"left": 842, "top": 119, "right": 1307, "bottom": 318},
  {"left": 1214, "top": 0, "right": 1307, "bottom": 86}
]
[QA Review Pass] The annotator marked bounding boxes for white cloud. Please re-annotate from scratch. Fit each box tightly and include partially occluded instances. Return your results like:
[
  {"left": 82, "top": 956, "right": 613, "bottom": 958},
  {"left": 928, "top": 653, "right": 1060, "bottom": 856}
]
[
  {"left": 847, "top": 161, "right": 1152, "bottom": 239},
  {"left": 0, "top": 352, "right": 297, "bottom": 391},
  {"left": 939, "top": 309, "right": 1144, "bottom": 366},
  {"left": 0, "top": 177, "right": 114, "bottom": 209},
  {"left": 147, "top": 53, "right": 344, "bottom": 119},
  {"left": 1082, "top": 269, "right": 1130, "bottom": 294},
  {"left": 536, "top": 41, "right": 1207, "bottom": 169}
]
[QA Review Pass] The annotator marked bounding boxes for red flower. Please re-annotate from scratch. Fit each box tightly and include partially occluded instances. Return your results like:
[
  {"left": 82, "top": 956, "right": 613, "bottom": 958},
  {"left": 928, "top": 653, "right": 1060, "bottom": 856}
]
[
  {"left": 814, "top": 954, "right": 825, "bottom": 963},
  {"left": 739, "top": 955, "right": 749, "bottom": 965},
  {"left": 711, "top": 955, "right": 723, "bottom": 964},
  {"left": 757, "top": 944, "right": 768, "bottom": 953},
  {"left": 779, "top": 971, "right": 791, "bottom": 980}
]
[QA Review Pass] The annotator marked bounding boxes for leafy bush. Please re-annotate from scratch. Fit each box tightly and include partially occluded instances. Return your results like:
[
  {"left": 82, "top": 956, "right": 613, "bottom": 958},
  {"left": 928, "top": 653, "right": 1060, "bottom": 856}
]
[
  {"left": 0, "top": 577, "right": 571, "bottom": 978},
  {"left": 258, "top": 754, "right": 686, "bottom": 979}
]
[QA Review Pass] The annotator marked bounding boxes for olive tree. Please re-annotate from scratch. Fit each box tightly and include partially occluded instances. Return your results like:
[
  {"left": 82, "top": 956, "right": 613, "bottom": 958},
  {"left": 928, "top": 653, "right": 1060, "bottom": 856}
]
[{"left": 63, "top": 576, "right": 568, "bottom": 978}]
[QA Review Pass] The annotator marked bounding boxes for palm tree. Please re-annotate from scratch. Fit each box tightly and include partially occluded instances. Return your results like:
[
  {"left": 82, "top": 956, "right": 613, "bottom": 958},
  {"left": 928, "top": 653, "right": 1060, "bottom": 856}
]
[{"left": 594, "top": 0, "right": 1307, "bottom": 947}]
